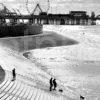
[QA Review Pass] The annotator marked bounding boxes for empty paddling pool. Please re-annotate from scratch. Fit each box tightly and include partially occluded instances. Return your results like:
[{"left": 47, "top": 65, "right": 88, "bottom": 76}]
[{"left": 0, "top": 65, "right": 5, "bottom": 84}]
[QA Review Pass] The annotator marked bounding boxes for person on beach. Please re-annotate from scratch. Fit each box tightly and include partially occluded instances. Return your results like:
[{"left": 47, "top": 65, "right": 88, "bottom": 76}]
[
  {"left": 12, "top": 68, "right": 16, "bottom": 81},
  {"left": 53, "top": 79, "right": 57, "bottom": 90},
  {"left": 49, "top": 77, "right": 53, "bottom": 91}
]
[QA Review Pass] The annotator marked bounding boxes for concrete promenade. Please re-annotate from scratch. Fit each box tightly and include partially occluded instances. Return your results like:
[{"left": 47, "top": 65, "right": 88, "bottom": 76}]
[{"left": 0, "top": 69, "right": 67, "bottom": 100}]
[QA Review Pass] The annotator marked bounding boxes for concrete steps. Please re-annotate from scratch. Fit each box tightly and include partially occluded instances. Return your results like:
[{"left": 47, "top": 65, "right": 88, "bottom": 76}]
[
  {"left": 0, "top": 67, "right": 5, "bottom": 84},
  {"left": 0, "top": 70, "right": 68, "bottom": 100}
]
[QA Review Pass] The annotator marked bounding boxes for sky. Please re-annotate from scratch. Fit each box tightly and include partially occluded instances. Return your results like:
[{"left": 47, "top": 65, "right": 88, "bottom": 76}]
[{"left": 0, "top": 0, "right": 100, "bottom": 15}]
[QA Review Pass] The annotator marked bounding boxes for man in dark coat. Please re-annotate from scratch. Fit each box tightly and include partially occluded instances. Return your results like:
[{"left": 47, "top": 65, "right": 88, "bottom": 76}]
[
  {"left": 49, "top": 77, "right": 53, "bottom": 91},
  {"left": 53, "top": 79, "right": 57, "bottom": 90},
  {"left": 12, "top": 68, "right": 16, "bottom": 81}
]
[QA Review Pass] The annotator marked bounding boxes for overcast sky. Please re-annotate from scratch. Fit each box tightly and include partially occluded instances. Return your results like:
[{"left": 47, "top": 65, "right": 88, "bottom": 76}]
[{"left": 0, "top": 0, "right": 100, "bottom": 15}]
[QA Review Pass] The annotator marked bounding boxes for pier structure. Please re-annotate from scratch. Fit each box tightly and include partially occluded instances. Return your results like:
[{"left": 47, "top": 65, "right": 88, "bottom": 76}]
[
  {"left": 0, "top": 12, "right": 97, "bottom": 25},
  {"left": 0, "top": 3, "right": 98, "bottom": 25}
]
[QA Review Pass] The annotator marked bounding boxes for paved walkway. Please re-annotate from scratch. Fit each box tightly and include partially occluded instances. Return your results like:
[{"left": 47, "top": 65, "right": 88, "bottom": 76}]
[
  {"left": 0, "top": 70, "right": 68, "bottom": 100},
  {"left": 0, "top": 66, "right": 5, "bottom": 84}
]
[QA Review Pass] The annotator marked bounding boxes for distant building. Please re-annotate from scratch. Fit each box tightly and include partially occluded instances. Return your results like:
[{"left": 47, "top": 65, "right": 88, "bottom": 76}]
[
  {"left": 68, "top": 11, "right": 89, "bottom": 25},
  {"left": 31, "top": 11, "right": 96, "bottom": 25},
  {"left": 69, "top": 11, "right": 87, "bottom": 17}
]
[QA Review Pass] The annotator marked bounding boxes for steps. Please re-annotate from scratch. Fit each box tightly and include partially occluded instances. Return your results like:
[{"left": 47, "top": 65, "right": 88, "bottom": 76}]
[
  {"left": 0, "top": 70, "right": 67, "bottom": 100},
  {"left": 0, "top": 66, "right": 5, "bottom": 84}
]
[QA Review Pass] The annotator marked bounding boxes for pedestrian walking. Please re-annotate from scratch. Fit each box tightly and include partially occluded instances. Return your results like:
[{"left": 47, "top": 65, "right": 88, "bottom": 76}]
[
  {"left": 49, "top": 77, "right": 53, "bottom": 91},
  {"left": 53, "top": 79, "right": 57, "bottom": 90},
  {"left": 12, "top": 68, "right": 16, "bottom": 81}
]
